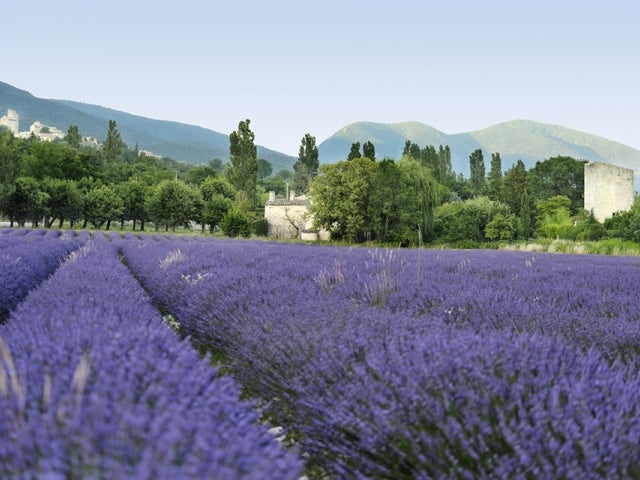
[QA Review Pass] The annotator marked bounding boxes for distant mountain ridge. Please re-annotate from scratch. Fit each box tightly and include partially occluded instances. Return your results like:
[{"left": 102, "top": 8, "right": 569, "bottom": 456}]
[
  {"left": 318, "top": 120, "right": 640, "bottom": 182},
  {"left": 0, "top": 81, "right": 296, "bottom": 171},
  {"left": 2, "top": 81, "right": 639, "bottom": 182}
]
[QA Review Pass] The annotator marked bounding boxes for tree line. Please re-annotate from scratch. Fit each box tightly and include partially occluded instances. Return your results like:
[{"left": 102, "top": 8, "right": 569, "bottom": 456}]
[
  {"left": 1, "top": 117, "right": 638, "bottom": 245},
  {"left": 0, "top": 119, "right": 290, "bottom": 236},
  {"left": 308, "top": 141, "right": 639, "bottom": 246}
]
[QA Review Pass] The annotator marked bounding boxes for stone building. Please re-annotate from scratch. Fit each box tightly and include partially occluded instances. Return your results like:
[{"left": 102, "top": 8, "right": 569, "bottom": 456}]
[
  {"left": 584, "top": 162, "right": 634, "bottom": 222},
  {"left": 1, "top": 109, "right": 65, "bottom": 141},
  {"left": 22, "top": 120, "right": 65, "bottom": 141},
  {"left": 0, "top": 109, "right": 19, "bottom": 134},
  {"left": 264, "top": 191, "right": 329, "bottom": 240}
]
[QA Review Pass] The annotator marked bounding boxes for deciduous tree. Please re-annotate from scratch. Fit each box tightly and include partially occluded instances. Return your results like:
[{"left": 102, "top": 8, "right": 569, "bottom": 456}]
[
  {"left": 41, "top": 177, "right": 83, "bottom": 228},
  {"left": 528, "top": 156, "right": 586, "bottom": 214},
  {"left": 84, "top": 184, "right": 124, "bottom": 229},
  {"left": 147, "top": 180, "right": 200, "bottom": 232}
]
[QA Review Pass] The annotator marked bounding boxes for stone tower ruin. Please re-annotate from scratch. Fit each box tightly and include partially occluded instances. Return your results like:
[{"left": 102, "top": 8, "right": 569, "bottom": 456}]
[
  {"left": 0, "top": 109, "right": 19, "bottom": 134},
  {"left": 584, "top": 162, "right": 634, "bottom": 222}
]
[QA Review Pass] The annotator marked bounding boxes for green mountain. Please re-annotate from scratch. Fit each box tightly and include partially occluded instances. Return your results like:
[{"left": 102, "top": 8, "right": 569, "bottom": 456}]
[
  {"left": 318, "top": 120, "right": 640, "bottom": 182},
  {"left": 0, "top": 82, "right": 295, "bottom": 171},
  {"left": 4, "top": 80, "right": 639, "bottom": 182}
]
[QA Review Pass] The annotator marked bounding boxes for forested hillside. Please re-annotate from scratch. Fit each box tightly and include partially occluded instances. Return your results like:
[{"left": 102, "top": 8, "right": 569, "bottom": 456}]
[{"left": 0, "top": 82, "right": 295, "bottom": 171}]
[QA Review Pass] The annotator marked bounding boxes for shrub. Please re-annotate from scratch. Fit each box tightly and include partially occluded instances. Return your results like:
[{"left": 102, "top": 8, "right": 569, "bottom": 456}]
[{"left": 220, "top": 208, "right": 252, "bottom": 237}]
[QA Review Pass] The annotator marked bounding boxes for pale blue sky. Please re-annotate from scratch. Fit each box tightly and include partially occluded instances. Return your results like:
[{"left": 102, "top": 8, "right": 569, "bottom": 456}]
[{"left": 3, "top": 1, "right": 639, "bottom": 155}]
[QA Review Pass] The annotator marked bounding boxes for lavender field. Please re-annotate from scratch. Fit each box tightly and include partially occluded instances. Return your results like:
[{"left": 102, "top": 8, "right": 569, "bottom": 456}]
[{"left": 2, "top": 228, "right": 640, "bottom": 479}]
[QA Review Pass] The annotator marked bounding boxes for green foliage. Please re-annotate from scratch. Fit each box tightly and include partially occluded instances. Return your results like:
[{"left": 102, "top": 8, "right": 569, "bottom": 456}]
[
  {"left": 485, "top": 213, "right": 516, "bottom": 241},
  {"left": 227, "top": 119, "right": 258, "bottom": 205},
  {"left": 197, "top": 176, "right": 236, "bottom": 232},
  {"left": 293, "top": 133, "right": 319, "bottom": 194},
  {"left": 84, "top": 184, "right": 124, "bottom": 229},
  {"left": 0, "top": 177, "right": 49, "bottom": 227},
  {"left": 310, "top": 157, "right": 377, "bottom": 242},
  {"left": 200, "top": 176, "right": 236, "bottom": 201},
  {"left": 41, "top": 178, "right": 84, "bottom": 228},
  {"left": 395, "top": 157, "right": 440, "bottom": 243},
  {"left": 434, "top": 197, "right": 516, "bottom": 243},
  {"left": 257, "top": 159, "right": 273, "bottom": 179},
  {"left": 102, "top": 120, "right": 125, "bottom": 163},
  {"left": 310, "top": 157, "right": 439, "bottom": 245},
  {"left": 487, "top": 152, "right": 502, "bottom": 201},
  {"left": 24, "top": 141, "right": 101, "bottom": 181},
  {"left": 362, "top": 141, "right": 375, "bottom": 161},
  {"left": 535, "top": 195, "right": 573, "bottom": 238},
  {"left": 469, "top": 149, "right": 486, "bottom": 195},
  {"left": 347, "top": 142, "right": 361, "bottom": 161},
  {"left": 568, "top": 210, "right": 607, "bottom": 241},
  {"left": 253, "top": 217, "right": 269, "bottom": 236},
  {"left": 528, "top": 156, "right": 586, "bottom": 214},
  {"left": 147, "top": 180, "right": 199, "bottom": 232},
  {"left": 499, "top": 160, "right": 528, "bottom": 216},
  {"left": 118, "top": 179, "right": 150, "bottom": 230},
  {"left": 0, "top": 130, "right": 23, "bottom": 186},
  {"left": 202, "top": 194, "right": 233, "bottom": 233},
  {"left": 64, "top": 125, "right": 82, "bottom": 148},
  {"left": 602, "top": 196, "right": 640, "bottom": 242},
  {"left": 220, "top": 207, "right": 252, "bottom": 237},
  {"left": 519, "top": 189, "right": 533, "bottom": 239},
  {"left": 183, "top": 164, "right": 218, "bottom": 186},
  {"left": 261, "top": 170, "right": 293, "bottom": 198}
]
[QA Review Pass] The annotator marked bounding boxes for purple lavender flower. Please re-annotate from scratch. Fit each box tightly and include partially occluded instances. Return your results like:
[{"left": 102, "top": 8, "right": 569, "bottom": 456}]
[{"left": 0, "top": 232, "right": 302, "bottom": 479}]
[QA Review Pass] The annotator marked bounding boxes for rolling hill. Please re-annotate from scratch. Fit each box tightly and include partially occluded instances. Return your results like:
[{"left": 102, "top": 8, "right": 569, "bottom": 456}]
[
  {"left": 318, "top": 120, "right": 640, "bottom": 182},
  {"left": 3, "top": 81, "right": 639, "bottom": 183},
  {"left": 0, "top": 82, "right": 296, "bottom": 172}
]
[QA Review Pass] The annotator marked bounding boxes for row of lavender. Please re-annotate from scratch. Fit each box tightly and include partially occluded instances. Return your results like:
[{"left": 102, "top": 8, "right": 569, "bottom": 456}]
[
  {"left": 0, "top": 228, "right": 89, "bottom": 321},
  {"left": 118, "top": 234, "right": 640, "bottom": 479},
  {"left": 0, "top": 230, "right": 302, "bottom": 479}
]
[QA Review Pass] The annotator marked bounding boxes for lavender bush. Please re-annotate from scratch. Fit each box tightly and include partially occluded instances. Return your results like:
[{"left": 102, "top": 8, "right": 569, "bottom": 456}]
[
  {"left": 119, "top": 235, "right": 640, "bottom": 478},
  {"left": 0, "top": 232, "right": 302, "bottom": 479},
  {"left": 0, "top": 229, "right": 87, "bottom": 321}
]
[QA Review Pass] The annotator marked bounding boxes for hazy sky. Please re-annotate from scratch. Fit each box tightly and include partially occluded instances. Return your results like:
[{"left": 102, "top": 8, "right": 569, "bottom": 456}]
[{"left": 4, "top": 1, "right": 639, "bottom": 155}]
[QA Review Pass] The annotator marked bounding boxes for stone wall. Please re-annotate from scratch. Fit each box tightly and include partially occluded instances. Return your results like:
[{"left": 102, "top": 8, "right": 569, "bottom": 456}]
[
  {"left": 264, "top": 191, "right": 329, "bottom": 240},
  {"left": 584, "top": 162, "right": 634, "bottom": 222},
  {"left": 264, "top": 191, "right": 313, "bottom": 239}
]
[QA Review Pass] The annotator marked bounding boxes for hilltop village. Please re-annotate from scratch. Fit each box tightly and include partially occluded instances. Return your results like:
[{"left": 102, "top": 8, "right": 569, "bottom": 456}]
[{"left": 0, "top": 109, "right": 69, "bottom": 142}]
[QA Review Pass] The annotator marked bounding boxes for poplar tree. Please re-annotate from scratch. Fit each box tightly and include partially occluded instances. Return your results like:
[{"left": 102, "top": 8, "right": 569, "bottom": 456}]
[
  {"left": 64, "top": 125, "right": 82, "bottom": 148},
  {"left": 469, "top": 149, "right": 486, "bottom": 195},
  {"left": 227, "top": 119, "right": 258, "bottom": 204},
  {"left": 292, "top": 133, "right": 319, "bottom": 193},
  {"left": 362, "top": 141, "right": 376, "bottom": 161},
  {"left": 500, "top": 159, "right": 528, "bottom": 216},
  {"left": 487, "top": 152, "right": 503, "bottom": 200},
  {"left": 347, "top": 142, "right": 361, "bottom": 160},
  {"left": 520, "top": 188, "right": 532, "bottom": 238},
  {"left": 102, "top": 120, "right": 124, "bottom": 163}
]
